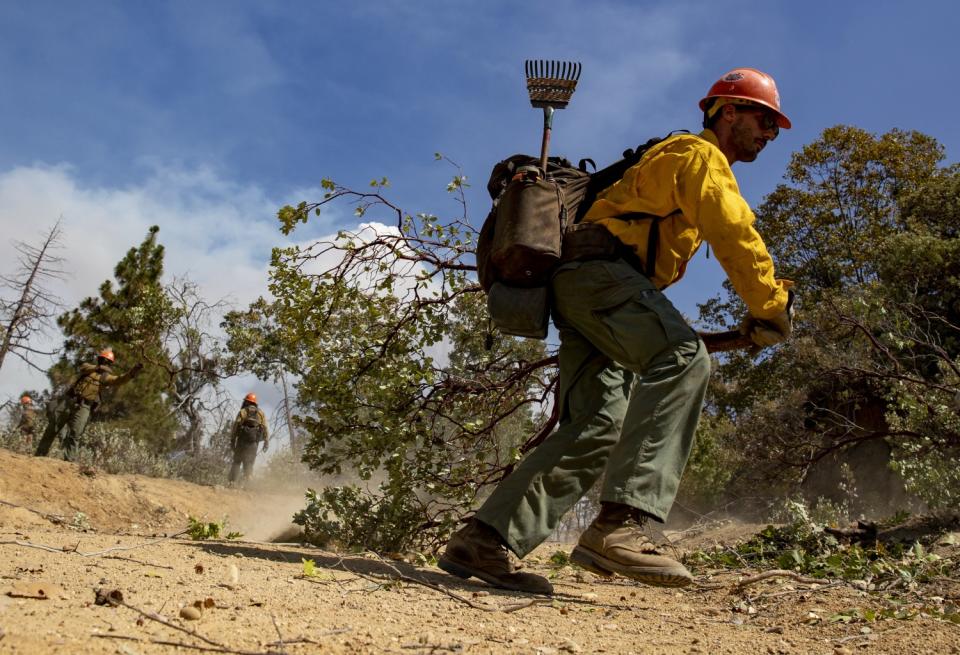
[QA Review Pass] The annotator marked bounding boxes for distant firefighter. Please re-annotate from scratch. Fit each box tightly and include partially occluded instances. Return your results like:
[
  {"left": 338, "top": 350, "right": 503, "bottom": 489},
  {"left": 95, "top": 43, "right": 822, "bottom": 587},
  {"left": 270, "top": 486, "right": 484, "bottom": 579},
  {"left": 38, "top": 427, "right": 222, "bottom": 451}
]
[
  {"left": 35, "top": 350, "right": 142, "bottom": 461},
  {"left": 228, "top": 393, "right": 269, "bottom": 485},
  {"left": 16, "top": 395, "right": 37, "bottom": 448}
]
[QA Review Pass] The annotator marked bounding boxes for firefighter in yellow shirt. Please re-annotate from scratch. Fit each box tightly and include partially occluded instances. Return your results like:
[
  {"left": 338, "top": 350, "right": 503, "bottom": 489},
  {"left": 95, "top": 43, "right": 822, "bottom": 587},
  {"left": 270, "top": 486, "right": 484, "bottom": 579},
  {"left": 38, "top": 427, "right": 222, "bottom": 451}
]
[{"left": 440, "top": 68, "right": 794, "bottom": 594}]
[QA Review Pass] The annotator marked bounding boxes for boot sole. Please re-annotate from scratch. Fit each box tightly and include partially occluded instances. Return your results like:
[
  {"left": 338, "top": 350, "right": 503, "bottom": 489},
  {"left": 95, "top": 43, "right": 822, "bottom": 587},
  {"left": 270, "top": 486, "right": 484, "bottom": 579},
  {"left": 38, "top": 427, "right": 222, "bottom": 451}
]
[
  {"left": 570, "top": 545, "right": 692, "bottom": 588},
  {"left": 569, "top": 547, "right": 615, "bottom": 577},
  {"left": 437, "top": 556, "right": 553, "bottom": 595}
]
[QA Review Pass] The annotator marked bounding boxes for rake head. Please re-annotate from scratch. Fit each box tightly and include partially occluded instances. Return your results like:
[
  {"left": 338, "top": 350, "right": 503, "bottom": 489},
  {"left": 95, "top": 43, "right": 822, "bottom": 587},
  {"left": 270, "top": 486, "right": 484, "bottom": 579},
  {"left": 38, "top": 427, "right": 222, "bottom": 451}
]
[{"left": 525, "top": 60, "right": 581, "bottom": 110}]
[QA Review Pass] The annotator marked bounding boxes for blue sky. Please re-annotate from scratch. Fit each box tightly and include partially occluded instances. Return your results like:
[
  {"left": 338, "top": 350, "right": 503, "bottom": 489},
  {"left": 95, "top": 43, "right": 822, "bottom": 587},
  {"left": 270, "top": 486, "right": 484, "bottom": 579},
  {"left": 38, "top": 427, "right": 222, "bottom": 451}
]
[{"left": 2, "top": 0, "right": 958, "bottom": 410}]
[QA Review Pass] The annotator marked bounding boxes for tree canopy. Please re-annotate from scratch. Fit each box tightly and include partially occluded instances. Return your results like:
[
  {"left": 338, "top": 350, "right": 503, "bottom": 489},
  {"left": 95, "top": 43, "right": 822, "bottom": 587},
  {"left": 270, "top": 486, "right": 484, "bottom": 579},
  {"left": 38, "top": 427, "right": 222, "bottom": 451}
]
[
  {"left": 51, "top": 226, "right": 181, "bottom": 449},
  {"left": 695, "top": 126, "right": 959, "bottom": 515}
]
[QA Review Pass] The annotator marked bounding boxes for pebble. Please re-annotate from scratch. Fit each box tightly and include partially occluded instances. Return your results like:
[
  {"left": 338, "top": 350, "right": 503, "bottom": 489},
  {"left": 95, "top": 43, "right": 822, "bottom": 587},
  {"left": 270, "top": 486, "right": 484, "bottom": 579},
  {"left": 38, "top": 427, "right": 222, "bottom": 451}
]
[{"left": 179, "top": 606, "right": 202, "bottom": 621}]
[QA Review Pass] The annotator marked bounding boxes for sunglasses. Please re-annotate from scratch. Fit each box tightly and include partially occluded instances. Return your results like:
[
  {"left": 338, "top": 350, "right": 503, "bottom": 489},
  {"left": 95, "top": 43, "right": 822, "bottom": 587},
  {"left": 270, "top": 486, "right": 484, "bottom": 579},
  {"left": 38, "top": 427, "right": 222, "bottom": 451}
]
[{"left": 737, "top": 105, "right": 780, "bottom": 139}]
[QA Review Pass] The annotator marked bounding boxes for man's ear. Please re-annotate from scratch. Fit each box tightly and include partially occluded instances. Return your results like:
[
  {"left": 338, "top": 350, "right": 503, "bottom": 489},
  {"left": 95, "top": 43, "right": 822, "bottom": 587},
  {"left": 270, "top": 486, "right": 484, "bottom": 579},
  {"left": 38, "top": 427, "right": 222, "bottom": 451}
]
[{"left": 721, "top": 103, "right": 738, "bottom": 123}]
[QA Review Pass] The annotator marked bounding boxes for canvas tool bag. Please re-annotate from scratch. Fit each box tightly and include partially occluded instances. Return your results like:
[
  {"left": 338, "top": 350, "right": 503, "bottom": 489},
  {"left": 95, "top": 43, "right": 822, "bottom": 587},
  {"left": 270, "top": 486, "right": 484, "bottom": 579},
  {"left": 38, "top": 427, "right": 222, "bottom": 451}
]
[{"left": 477, "top": 133, "right": 683, "bottom": 339}]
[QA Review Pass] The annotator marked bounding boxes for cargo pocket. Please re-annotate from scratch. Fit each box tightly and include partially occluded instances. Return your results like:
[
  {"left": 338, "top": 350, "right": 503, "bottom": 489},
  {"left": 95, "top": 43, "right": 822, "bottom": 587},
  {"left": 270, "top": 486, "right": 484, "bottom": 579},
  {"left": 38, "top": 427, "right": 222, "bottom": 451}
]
[{"left": 590, "top": 290, "right": 696, "bottom": 373}]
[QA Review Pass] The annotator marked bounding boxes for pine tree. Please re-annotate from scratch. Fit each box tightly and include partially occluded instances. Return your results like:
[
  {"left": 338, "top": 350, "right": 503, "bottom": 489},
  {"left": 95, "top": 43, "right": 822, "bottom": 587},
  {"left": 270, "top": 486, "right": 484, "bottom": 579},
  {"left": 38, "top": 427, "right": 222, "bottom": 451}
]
[{"left": 50, "top": 225, "right": 179, "bottom": 450}]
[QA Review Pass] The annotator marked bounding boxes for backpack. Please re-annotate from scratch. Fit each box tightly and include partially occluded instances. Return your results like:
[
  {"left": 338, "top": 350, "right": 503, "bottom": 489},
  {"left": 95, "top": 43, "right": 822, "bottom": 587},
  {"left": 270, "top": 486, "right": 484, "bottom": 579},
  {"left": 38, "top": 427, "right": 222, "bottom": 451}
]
[
  {"left": 71, "top": 365, "right": 109, "bottom": 405},
  {"left": 477, "top": 134, "right": 680, "bottom": 339},
  {"left": 237, "top": 407, "right": 263, "bottom": 444}
]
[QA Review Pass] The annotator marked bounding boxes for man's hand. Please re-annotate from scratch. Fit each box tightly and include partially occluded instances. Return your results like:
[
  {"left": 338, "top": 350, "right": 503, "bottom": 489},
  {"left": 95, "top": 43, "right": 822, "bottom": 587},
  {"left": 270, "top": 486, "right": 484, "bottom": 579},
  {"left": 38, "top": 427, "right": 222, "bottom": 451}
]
[
  {"left": 740, "top": 289, "right": 795, "bottom": 349},
  {"left": 261, "top": 441, "right": 269, "bottom": 453}
]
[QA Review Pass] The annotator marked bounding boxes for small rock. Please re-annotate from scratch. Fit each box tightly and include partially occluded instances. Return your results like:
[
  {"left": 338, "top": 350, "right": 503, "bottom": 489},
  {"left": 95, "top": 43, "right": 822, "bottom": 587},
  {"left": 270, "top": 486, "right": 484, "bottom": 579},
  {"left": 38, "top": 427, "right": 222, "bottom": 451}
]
[
  {"left": 221, "top": 564, "right": 240, "bottom": 589},
  {"left": 93, "top": 588, "right": 124, "bottom": 606},
  {"left": 179, "top": 606, "right": 202, "bottom": 621},
  {"left": 833, "top": 647, "right": 852, "bottom": 655},
  {"left": 559, "top": 639, "right": 581, "bottom": 653}
]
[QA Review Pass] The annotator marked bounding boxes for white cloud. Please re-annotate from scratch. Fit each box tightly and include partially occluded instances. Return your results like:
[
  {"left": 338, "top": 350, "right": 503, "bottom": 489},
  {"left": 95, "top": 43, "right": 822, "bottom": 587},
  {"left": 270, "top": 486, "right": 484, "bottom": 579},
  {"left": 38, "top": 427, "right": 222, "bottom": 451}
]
[
  {"left": 0, "top": 162, "right": 452, "bottom": 430},
  {"left": 0, "top": 162, "right": 304, "bottom": 402}
]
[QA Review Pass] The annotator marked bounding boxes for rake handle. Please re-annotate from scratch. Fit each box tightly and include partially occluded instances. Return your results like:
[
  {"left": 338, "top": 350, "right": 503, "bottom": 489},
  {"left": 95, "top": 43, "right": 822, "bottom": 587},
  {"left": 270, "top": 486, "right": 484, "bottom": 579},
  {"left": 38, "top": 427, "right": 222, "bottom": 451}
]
[{"left": 538, "top": 107, "right": 554, "bottom": 177}]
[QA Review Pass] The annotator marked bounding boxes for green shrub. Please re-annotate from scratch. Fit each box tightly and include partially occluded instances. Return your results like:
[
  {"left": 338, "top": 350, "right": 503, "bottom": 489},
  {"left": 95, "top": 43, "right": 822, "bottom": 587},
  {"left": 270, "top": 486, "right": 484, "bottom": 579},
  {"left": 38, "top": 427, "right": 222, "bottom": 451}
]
[
  {"left": 293, "top": 484, "right": 453, "bottom": 554},
  {"left": 186, "top": 515, "right": 243, "bottom": 540}
]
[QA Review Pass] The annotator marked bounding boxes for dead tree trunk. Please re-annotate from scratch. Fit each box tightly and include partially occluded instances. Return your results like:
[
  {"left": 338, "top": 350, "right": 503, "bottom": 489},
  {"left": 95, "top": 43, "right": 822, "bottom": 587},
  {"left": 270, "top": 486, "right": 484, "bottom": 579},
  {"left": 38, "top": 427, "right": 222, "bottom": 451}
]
[{"left": 0, "top": 222, "right": 65, "bottom": 372}]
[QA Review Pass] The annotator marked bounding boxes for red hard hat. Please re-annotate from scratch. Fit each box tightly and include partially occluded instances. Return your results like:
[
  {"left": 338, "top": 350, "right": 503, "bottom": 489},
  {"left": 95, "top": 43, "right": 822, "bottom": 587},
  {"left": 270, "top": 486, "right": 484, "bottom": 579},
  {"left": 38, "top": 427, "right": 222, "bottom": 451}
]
[
  {"left": 98, "top": 349, "right": 116, "bottom": 363},
  {"left": 699, "top": 68, "right": 791, "bottom": 129},
  {"left": 244, "top": 392, "right": 257, "bottom": 404},
  {"left": 20, "top": 395, "right": 32, "bottom": 405}
]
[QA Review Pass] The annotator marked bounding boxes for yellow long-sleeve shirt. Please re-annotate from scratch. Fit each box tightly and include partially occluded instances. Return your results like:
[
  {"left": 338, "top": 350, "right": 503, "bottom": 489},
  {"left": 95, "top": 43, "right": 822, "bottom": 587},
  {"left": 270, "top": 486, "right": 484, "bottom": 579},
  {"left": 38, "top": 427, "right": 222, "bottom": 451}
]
[{"left": 583, "top": 129, "right": 790, "bottom": 319}]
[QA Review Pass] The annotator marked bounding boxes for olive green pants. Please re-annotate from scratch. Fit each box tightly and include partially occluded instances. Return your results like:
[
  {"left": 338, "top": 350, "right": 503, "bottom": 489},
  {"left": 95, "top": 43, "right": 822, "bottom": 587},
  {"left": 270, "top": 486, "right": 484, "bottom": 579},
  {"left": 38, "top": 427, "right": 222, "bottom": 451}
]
[
  {"left": 475, "top": 259, "right": 711, "bottom": 558},
  {"left": 229, "top": 441, "right": 259, "bottom": 483},
  {"left": 34, "top": 398, "right": 92, "bottom": 461}
]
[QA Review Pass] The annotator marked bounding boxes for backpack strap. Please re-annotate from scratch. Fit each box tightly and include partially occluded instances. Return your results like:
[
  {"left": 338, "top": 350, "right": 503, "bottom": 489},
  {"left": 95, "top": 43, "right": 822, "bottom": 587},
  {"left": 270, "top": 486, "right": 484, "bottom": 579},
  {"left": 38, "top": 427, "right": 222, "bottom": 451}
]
[
  {"left": 596, "top": 130, "right": 691, "bottom": 279},
  {"left": 610, "top": 208, "right": 682, "bottom": 279}
]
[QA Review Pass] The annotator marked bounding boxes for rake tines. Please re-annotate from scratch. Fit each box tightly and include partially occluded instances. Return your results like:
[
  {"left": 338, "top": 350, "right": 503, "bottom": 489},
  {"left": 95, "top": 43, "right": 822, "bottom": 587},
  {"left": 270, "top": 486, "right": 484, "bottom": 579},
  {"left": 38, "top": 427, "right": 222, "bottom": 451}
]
[{"left": 525, "top": 59, "right": 581, "bottom": 109}]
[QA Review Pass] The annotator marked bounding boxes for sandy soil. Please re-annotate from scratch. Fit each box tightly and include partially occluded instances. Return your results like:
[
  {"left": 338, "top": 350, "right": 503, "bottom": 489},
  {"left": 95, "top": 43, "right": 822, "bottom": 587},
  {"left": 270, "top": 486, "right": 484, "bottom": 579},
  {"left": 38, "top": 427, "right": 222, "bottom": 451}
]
[{"left": 1, "top": 448, "right": 959, "bottom": 655}]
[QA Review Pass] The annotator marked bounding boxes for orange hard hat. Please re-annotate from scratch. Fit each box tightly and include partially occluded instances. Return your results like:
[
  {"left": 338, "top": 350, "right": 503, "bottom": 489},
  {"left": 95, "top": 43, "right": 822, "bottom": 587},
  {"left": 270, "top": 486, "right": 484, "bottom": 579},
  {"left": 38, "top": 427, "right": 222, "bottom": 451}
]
[
  {"left": 699, "top": 68, "right": 791, "bottom": 129},
  {"left": 244, "top": 392, "right": 257, "bottom": 404},
  {"left": 98, "top": 349, "right": 116, "bottom": 363},
  {"left": 20, "top": 395, "right": 32, "bottom": 405}
]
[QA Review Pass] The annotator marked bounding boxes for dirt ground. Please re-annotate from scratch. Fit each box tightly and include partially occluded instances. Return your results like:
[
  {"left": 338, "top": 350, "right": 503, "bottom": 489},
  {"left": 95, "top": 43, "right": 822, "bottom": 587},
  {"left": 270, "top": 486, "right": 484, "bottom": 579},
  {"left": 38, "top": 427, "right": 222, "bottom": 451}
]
[{"left": 1, "top": 448, "right": 959, "bottom": 655}]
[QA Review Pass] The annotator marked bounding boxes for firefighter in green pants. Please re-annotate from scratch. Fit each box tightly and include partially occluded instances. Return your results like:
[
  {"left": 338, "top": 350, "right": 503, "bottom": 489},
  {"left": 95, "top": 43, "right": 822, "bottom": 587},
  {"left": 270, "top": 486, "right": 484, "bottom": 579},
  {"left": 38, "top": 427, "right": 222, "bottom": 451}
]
[
  {"left": 228, "top": 393, "right": 269, "bottom": 485},
  {"left": 439, "top": 68, "right": 796, "bottom": 594},
  {"left": 35, "top": 350, "right": 143, "bottom": 461},
  {"left": 16, "top": 395, "right": 37, "bottom": 449}
]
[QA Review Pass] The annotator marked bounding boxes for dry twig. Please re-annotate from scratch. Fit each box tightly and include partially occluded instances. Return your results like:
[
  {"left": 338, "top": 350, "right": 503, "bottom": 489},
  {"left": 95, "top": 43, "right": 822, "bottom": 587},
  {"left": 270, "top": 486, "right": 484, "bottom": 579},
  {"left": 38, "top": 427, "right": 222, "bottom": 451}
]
[
  {"left": 0, "top": 529, "right": 190, "bottom": 558},
  {"left": 105, "top": 554, "right": 176, "bottom": 569},
  {"left": 751, "top": 580, "right": 844, "bottom": 601},
  {"left": 93, "top": 633, "right": 282, "bottom": 655},
  {"left": 265, "top": 628, "right": 351, "bottom": 646},
  {"left": 270, "top": 614, "right": 288, "bottom": 655},
  {"left": 114, "top": 599, "right": 224, "bottom": 648},
  {"left": 734, "top": 569, "right": 826, "bottom": 589}
]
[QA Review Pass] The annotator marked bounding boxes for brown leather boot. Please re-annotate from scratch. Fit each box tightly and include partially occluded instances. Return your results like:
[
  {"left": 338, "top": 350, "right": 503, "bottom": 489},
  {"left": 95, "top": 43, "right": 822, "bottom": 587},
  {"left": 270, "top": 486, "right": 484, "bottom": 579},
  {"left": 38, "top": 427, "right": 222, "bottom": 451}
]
[
  {"left": 571, "top": 503, "right": 692, "bottom": 587},
  {"left": 438, "top": 519, "right": 553, "bottom": 595}
]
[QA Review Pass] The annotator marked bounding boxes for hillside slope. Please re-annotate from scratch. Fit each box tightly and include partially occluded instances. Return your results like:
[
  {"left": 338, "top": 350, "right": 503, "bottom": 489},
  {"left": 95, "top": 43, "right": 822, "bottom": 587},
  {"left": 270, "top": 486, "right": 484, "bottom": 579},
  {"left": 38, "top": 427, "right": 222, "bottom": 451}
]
[
  {"left": 1, "top": 448, "right": 958, "bottom": 654},
  {"left": 0, "top": 448, "right": 304, "bottom": 540}
]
